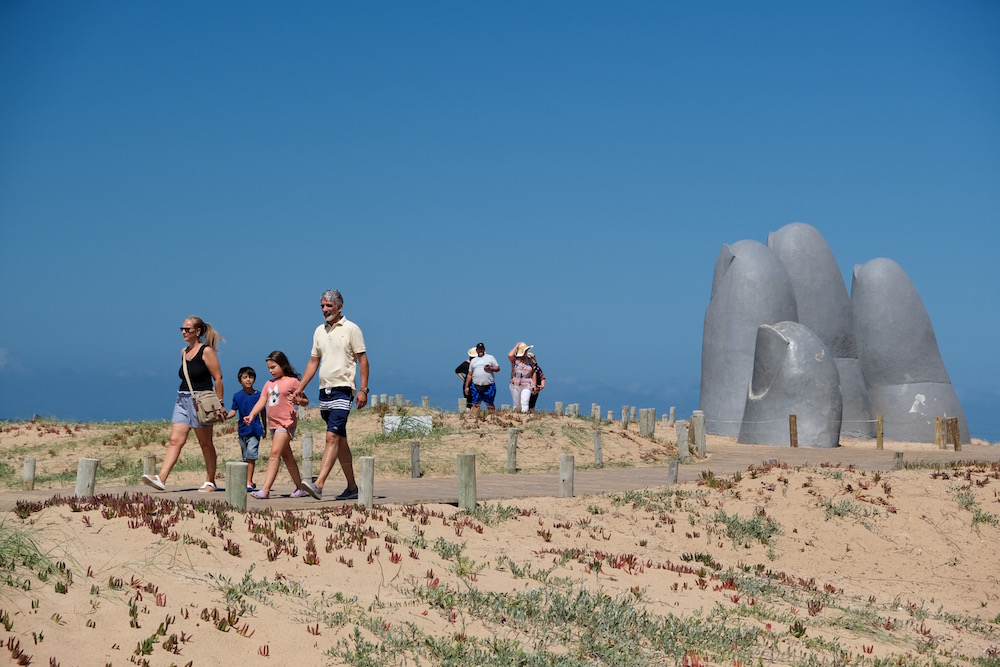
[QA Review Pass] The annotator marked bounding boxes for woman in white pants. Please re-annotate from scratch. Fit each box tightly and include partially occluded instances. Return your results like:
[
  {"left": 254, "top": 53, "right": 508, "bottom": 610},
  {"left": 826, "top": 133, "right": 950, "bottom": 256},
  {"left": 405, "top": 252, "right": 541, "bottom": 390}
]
[{"left": 508, "top": 342, "right": 536, "bottom": 413}]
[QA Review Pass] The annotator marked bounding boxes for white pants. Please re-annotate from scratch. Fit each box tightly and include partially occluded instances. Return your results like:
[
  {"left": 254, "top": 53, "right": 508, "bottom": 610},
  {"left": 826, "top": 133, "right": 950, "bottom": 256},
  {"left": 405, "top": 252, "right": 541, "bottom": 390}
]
[{"left": 510, "top": 385, "right": 531, "bottom": 413}]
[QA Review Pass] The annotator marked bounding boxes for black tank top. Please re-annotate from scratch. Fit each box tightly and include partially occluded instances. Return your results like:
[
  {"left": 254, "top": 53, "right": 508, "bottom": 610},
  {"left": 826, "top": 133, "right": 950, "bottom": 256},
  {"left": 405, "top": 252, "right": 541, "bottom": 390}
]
[{"left": 178, "top": 345, "right": 214, "bottom": 392}]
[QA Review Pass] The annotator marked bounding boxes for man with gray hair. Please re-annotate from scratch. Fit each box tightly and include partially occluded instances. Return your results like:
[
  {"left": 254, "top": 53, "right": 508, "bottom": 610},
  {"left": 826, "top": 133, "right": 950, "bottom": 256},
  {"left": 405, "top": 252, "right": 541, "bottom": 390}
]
[{"left": 294, "top": 289, "right": 369, "bottom": 500}]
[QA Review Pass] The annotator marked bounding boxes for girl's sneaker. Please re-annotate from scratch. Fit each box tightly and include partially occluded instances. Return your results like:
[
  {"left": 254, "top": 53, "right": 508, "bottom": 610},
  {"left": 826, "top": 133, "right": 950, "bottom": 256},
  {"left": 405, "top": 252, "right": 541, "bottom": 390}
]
[{"left": 247, "top": 483, "right": 256, "bottom": 492}]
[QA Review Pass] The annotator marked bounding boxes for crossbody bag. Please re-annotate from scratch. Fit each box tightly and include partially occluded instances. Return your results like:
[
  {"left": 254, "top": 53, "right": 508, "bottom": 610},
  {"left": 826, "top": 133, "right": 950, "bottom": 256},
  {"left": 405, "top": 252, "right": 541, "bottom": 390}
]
[{"left": 182, "top": 348, "right": 226, "bottom": 425}]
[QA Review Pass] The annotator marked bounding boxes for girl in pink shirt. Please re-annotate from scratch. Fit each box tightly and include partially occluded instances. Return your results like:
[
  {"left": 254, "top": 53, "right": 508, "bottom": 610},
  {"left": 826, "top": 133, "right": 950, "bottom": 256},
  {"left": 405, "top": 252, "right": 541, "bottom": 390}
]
[{"left": 245, "top": 351, "right": 310, "bottom": 500}]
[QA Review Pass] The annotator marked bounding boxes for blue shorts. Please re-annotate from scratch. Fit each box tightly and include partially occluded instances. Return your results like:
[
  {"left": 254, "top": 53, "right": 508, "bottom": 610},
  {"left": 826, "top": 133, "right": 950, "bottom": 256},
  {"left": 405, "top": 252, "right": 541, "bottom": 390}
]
[
  {"left": 238, "top": 435, "right": 260, "bottom": 461},
  {"left": 319, "top": 386, "right": 353, "bottom": 437},
  {"left": 171, "top": 392, "right": 207, "bottom": 428},
  {"left": 469, "top": 383, "right": 496, "bottom": 406}
]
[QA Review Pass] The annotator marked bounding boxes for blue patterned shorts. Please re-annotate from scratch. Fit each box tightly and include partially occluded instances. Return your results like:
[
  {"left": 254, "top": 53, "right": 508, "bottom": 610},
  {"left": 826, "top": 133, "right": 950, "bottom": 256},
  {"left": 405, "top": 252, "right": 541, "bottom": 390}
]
[{"left": 469, "top": 383, "right": 496, "bottom": 406}]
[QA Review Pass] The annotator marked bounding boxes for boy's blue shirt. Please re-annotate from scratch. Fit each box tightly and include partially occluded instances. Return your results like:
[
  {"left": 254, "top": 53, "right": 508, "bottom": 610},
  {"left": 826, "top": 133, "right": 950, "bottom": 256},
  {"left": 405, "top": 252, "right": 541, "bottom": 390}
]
[{"left": 231, "top": 390, "right": 264, "bottom": 437}]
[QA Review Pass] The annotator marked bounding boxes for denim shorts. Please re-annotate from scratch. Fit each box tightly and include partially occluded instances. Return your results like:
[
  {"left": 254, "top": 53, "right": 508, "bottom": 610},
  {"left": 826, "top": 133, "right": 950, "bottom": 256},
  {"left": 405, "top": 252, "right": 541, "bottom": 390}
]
[
  {"left": 171, "top": 392, "right": 207, "bottom": 428},
  {"left": 238, "top": 434, "right": 260, "bottom": 461}
]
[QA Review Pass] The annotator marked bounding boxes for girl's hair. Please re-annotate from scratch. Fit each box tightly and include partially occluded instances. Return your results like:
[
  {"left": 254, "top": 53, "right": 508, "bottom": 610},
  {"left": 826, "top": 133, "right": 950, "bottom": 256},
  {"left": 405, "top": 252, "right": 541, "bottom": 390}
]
[
  {"left": 187, "top": 316, "right": 225, "bottom": 349},
  {"left": 265, "top": 350, "right": 299, "bottom": 379}
]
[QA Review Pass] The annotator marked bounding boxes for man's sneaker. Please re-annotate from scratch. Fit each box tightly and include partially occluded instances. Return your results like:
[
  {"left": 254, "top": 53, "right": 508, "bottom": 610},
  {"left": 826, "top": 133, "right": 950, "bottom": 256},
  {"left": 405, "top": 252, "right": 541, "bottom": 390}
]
[
  {"left": 335, "top": 486, "right": 359, "bottom": 501},
  {"left": 300, "top": 481, "right": 322, "bottom": 500}
]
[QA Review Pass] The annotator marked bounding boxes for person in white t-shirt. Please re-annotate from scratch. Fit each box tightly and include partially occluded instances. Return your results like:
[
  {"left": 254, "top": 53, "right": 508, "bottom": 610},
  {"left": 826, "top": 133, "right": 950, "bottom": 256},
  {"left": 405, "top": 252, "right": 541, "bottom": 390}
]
[{"left": 463, "top": 342, "right": 500, "bottom": 413}]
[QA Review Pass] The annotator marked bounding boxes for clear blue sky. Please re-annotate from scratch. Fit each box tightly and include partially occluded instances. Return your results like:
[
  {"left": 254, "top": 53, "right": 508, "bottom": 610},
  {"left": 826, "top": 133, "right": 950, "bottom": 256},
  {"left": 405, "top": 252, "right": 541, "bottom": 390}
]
[{"left": 2, "top": 2, "right": 998, "bottom": 439}]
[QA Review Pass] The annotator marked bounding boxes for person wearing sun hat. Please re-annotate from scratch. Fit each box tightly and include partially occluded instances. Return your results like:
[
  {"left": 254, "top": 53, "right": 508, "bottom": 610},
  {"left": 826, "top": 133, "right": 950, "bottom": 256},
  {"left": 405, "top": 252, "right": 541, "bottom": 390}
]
[
  {"left": 455, "top": 346, "right": 477, "bottom": 409},
  {"left": 507, "top": 341, "right": 536, "bottom": 413}
]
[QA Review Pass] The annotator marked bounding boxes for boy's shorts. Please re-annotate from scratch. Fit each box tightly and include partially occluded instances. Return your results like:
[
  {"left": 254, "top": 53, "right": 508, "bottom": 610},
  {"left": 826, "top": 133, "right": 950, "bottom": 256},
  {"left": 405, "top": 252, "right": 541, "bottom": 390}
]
[
  {"left": 238, "top": 434, "right": 260, "bottom": 461},
  {"left": 172, "top": 392, "right": 206, "bottom": 428},
  {"left": 319, "top": 386, "right": 353, "bottom": 437}
]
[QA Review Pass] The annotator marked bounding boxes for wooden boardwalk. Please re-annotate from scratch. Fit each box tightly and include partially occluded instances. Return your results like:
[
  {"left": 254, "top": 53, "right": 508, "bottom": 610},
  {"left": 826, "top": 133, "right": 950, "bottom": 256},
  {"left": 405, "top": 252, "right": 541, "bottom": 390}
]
[{"left": 3, "top": 442, "right": 998, "bottom": 513}]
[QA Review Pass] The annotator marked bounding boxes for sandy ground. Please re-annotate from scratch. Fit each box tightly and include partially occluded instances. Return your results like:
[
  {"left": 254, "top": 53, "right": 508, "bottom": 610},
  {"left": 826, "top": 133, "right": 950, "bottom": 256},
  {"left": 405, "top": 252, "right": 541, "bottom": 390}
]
[{"left": 1, "top": 411, "right": 999, "bottom": 665}]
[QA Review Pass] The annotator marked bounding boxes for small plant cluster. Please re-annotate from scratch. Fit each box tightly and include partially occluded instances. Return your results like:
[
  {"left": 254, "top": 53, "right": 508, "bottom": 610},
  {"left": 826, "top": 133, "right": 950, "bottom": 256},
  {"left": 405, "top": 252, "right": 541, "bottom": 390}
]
[{"left": 949, "top": 465, "right": 1000, "bottom": 528}]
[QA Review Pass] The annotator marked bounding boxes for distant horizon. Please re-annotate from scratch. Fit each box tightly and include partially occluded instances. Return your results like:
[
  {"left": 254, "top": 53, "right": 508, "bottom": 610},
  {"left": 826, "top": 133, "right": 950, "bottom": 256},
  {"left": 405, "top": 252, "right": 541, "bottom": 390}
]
[{"left": 4, "top": 369, "right": 995, "bottom": 443}]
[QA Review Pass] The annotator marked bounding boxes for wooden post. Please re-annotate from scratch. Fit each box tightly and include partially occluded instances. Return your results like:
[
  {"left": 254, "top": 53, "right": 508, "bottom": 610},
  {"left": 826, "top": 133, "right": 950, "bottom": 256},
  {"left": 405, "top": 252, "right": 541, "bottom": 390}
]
[
  {"left": 421, "top": 396, "right": 429, "bottom": 409},
  {"left": 75, "top": 458, "right": 99, "bottom": 497},
  {"left": 876, "top": 414, "right": 884, "bottom": 450},
  {"left": 458, "top": 398, "right": 466, "bottom": 412},
  {"left": 358, "top": 457, "right": 375, "bottom": 508},
  {"left": 555, "top": 401, "right": 564, "bottom": 415},
  {"left": 395, "top": 393, "right": 404, "bottom": 407},
  {"left": 948, "top": 417, "right": 961, "bottom": 452},
  {"left": 380, "top": 393, "right": 388, "bottom": 406},
  {"left": 591, "top": 404, "right": 601, "bottom": 420},
  {"left": 559, "top": 454, "right": 574, "bottom": 498},
  {"left": 789, "top": 414, "right": 798, "bottom": 448},
  {"left": 640, "top": 408, "right": 656, "bottom": 438},
  {"left": 667, "top": 459, "right": 678, "bottom": 485},
  {"left": 676, "top": 421, "right": 689, "bottom": 462},
  {"left": 410, "top": 442, "right": 421, "bottom": 478},
  {"left": 894, "top": 451, "right": 904, "bottom": 470},
  {"left": 404, "top": 400, "right": 411, "bottom": 408},
  {"left": 621, "top": 406, "right": 629, "bottom": 429},
  {"left": 370, "top": 393, "right": 380, "bottom": 406},
  {"left": 501, "top": 404, "right": 511, "bottom": 412},
  {"left": 507, "top": 428, "right": 518, "bottom": 473},
  {"left": 692, "top": 410, "right": 705, "bottom": 457},
  {"left": 934, "top": 417, "right": 945, "bottom": 449},
  {"left": 23, "top": 457, "right": 36, "bottom": 491},
  {"left": 142, "top": 452, "right": 157, "bottom": 477},
  {"left": 606, "top": 410, "right": 613, "bottom": 421},
  {"left": 630, "top": 406, "right": 636, "bottom": 422},
  {"left": 226, "top": 462, "right": 248, "bottom": 510},
  {"left": 669, "top": 406, "right": 676, "bottom": 427},
  {"left": 457, "top": 453, "right": 477, "bottom": 511},
  {"left": 593, "top": 431, "right": 603, "bottom": 468},
  {"left": 301, "top": 433, "right": 313, "bottom": 482}
]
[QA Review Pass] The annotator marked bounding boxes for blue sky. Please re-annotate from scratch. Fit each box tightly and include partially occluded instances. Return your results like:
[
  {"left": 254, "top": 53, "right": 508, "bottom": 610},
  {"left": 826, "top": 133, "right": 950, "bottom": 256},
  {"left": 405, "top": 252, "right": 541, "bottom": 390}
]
[{"left": 2, "top": 2, "right": 998, "bottom": 439}]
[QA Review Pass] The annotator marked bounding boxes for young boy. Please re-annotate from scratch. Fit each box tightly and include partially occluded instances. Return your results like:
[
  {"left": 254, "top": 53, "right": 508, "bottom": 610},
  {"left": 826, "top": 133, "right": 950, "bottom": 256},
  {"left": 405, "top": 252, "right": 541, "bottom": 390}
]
[{"left": 226, "top": 366, "right": 265, "bottom": 491}]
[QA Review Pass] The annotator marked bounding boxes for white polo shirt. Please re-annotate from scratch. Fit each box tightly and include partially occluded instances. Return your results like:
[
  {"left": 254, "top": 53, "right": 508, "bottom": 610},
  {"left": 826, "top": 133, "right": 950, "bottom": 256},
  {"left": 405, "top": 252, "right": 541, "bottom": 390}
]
[{"left": 311, "top": 317, "right": 366, "bottom": 389}]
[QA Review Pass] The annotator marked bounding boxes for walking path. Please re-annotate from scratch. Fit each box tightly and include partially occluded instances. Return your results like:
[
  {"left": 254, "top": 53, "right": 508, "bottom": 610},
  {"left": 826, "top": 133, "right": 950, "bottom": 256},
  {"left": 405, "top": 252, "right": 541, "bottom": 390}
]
[{"left": 3, "top": 442, "right": 998, "bottom": 513}]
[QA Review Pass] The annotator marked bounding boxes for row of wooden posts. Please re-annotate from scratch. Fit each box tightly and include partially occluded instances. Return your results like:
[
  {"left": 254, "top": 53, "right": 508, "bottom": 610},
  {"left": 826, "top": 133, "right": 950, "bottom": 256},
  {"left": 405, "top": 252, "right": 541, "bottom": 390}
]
[
  {"left": 27, "top": 449, "right": 683, "bottom": 513},
  {"left": 20, "top": 413, "right": 705, "bottom": 508},
  {"left": 25, "top": 444, "right": 913, "bottom": 514},
  {"left": 348, "top": 394, "right": 963, "bottom": 453},
  {"left": 370, "top": 394, "right": 430, "bottom": 408},
  {"left": 27, "top": 415, "right": 924, "bottom": 512}
]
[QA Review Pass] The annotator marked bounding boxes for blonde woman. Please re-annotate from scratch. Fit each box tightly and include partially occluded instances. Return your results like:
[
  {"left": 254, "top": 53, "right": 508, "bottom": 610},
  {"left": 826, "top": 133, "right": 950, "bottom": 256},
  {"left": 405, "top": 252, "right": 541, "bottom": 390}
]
[
  {"left": 508, "top": 341, "right": 536, "bottom": 413},
  {"left": 142, "top": 316, "right": 225, "bottom": 492}
]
